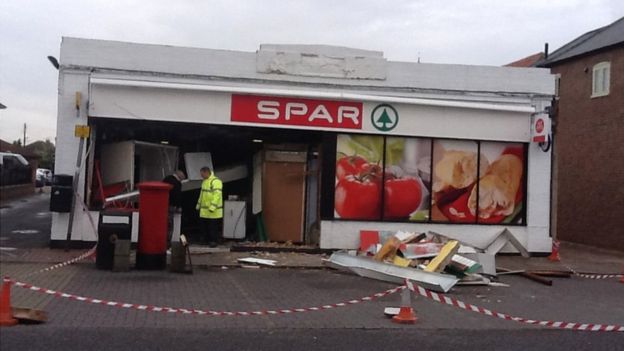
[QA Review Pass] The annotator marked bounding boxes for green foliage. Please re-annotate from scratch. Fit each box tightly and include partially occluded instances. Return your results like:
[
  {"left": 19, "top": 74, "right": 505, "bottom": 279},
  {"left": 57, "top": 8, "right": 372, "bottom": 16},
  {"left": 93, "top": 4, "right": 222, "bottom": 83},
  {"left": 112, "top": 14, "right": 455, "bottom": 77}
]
[
  {"left": 337, "top": 135, "right": 384, "bottom": 163},
  {"left": 28, "top": 139, "right": 55, "bottom": 169}
]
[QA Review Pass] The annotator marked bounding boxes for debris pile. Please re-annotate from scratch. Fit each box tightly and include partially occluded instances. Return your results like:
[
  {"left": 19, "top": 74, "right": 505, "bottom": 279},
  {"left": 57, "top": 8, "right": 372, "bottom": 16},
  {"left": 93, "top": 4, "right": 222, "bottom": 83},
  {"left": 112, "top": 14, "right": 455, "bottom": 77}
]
[{"left": 326, "top": 229, "right": 527, "bottom": 292}]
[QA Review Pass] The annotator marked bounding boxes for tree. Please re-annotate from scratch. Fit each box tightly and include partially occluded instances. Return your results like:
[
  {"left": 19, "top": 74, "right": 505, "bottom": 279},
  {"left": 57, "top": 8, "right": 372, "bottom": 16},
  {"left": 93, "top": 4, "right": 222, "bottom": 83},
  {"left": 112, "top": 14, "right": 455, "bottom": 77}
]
[
  {"left": 12, "top": 139, "right": 22, "bottom": 147},
  {"left": 40, "top": 139, "right": 55, "bottom": 170},
  {"left": 24, "top": 139, "right": 56, "bottom": 169}
]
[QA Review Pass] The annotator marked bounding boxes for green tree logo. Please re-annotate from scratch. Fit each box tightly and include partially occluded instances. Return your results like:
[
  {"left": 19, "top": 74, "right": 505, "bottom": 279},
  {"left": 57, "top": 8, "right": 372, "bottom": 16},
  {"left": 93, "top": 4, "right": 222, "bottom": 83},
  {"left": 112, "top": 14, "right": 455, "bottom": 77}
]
[{"left": 371, "top": 104, "right": 398, "bottom": 131}]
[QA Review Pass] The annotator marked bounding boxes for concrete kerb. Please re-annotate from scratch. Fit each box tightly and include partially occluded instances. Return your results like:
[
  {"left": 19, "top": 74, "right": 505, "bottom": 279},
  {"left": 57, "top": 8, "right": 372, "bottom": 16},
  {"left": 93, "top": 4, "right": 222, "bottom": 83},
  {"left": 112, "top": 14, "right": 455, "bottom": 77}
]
[{"left": 4, "top": 244, "right": 624, "bottom": 274}]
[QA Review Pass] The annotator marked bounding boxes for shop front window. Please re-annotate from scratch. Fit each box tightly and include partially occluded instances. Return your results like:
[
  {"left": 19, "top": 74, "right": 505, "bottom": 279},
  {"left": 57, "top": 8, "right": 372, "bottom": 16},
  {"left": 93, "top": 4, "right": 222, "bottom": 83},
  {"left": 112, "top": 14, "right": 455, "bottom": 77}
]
[
  {"left": 431, "top": 140, "right": 481, "bottom": 223},
  {"left": 475, "top": 142, "right": 525, "bottom": 225},
  {"left": 383, "top": 137, "right": 431, "bottom": 221},
  {"left": 331, "top": 133, "right": 527, "bottom": 226},
  {"left": 334, "top": 134, "right": 384, "bottom": 220}
]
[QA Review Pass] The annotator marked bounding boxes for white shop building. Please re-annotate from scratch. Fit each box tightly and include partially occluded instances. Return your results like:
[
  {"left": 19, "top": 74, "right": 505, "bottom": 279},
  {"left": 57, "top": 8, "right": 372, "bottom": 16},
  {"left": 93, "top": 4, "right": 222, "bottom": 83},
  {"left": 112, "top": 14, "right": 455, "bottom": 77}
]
[{"left": 51, "top": 37, "right": 555, "bottom": 253}]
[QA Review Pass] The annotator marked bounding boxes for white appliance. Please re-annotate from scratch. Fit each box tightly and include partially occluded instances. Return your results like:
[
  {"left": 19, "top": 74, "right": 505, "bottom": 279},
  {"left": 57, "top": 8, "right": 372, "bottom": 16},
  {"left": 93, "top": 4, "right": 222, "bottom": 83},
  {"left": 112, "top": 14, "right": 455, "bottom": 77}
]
[{"left": 223, "top": 201, "right": 246, "bottom": 239}]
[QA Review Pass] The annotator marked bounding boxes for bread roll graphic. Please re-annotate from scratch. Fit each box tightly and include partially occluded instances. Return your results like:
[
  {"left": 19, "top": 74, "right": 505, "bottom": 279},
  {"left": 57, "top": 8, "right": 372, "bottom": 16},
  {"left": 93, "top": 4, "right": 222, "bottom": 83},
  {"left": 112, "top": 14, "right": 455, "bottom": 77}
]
[
  {"left": 433, "top": 151, "right": 488, "bottom": 192},
  {"left": 468, "top": 154, "right": 523, "bottom": 219}
]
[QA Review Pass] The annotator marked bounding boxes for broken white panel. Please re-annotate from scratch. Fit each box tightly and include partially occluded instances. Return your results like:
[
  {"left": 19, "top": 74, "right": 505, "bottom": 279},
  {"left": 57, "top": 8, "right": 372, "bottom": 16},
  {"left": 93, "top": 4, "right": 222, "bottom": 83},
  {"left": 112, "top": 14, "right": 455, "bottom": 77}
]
[
  {"left": 215, "top": 164, "right": 248, "bottom": 183},
  {"left": 458, "top": 245, "right": 478, "bottom": 254},
  {"left": 104, "top": 190, "right": 139, "bottom": 205},
  {"left": 237, "top": 257, "right": 277, "bottom": 266},
  {"left": 256, "top": 44, "right": 387, "bottom": 80},
  {"left": 326, "top": 251, "right": 457, "bottom": 293},
  {"left": 184, "top": 152, "right": 214, "bottom": 180},
  {"left": 485, "top": 229, "right": 529, "bottom": 257},
  {"left": 100, "top": 141, "right": 133, "bottom": 186},
  {"left": 461, "top": 253, "right": 496, "bottom": 276},
  {"left": 172, "top": 212, "right": 181, "bottom": 242},
  {"left": 455, "top": 274, "right": 491, "bottom": 286},
  {"left": 134, "top": 141, "right": 178, "bottom": 182},
  {"left": 181, "top": 163, "right": 249, "bottom": 191},
  {"left": 383, "top": 307, "right": 400, "bottom": 316},
  {"left": 101, "top": 140, "right": 178, "bottom": 189}
]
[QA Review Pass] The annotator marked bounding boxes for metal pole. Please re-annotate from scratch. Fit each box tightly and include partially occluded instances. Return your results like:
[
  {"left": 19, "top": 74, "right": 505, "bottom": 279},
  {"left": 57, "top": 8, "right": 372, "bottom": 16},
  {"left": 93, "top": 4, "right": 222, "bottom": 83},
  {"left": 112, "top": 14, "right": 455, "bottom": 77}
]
[{"left": 65, "top": 137, "right": 85, "bottom": 251}]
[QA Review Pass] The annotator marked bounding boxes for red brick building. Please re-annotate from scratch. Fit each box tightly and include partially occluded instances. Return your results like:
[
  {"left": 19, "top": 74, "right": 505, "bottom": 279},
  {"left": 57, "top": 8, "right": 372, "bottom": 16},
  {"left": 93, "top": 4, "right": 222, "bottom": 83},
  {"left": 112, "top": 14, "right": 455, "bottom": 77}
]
[{"left": 539, "top": 17, "right": 624, "bottom": 251}]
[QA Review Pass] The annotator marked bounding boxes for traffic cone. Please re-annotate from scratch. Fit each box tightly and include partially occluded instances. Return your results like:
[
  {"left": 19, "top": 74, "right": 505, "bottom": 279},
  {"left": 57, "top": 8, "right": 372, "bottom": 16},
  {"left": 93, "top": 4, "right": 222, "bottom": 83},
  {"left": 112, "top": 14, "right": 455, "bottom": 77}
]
[
  {"left": 0, "top": 279, "right": 18, "bottom": 327},
  {"left": 547, "top": 240, "right": 560, "bottom": 262},
  {"left": 392, "top": 288, "right": 417, "bottom": 324},
  {"left": 620, "top": 268, "right": 624, "bottom": 284}
]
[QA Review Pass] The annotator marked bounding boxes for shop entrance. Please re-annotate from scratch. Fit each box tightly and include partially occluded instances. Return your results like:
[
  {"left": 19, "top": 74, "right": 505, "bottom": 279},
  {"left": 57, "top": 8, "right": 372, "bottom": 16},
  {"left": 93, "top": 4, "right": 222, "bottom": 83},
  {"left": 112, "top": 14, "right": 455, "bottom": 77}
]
[{"left": 87, "top": 117, "right": 325, "bottom": 244}]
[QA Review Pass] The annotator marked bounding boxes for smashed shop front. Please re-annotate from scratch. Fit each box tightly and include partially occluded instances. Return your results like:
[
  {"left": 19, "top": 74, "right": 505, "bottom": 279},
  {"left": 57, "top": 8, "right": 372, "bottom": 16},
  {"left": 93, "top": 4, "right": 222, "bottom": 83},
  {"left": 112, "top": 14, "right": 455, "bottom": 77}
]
[{"left": 51, "top": 38, "right": 554, "bottom": 254}]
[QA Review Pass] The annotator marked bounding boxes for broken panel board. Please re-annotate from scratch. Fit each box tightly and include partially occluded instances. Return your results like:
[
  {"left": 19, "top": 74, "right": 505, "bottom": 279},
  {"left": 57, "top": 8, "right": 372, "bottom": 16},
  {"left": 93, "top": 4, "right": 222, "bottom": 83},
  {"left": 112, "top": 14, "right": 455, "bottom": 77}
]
[
  {"left": 101, "top": 140, "right": 178, "bottom": 190},
  {"left": 326, "top": 251, "right": 458, "bottom": 293}
]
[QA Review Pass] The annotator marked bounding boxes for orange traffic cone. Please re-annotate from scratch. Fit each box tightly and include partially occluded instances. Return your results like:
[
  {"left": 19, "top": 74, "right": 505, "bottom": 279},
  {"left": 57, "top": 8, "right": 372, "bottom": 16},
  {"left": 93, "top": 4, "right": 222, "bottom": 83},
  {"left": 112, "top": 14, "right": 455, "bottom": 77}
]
[
  {"left": 547, "top": 240, "right": 560, "bottom": 262},
  {"left": 0, "top": 279, "right": 18, "bottom": 327},
  {"left": 392, "top": 288, "right": 417, "bottom": 324}
]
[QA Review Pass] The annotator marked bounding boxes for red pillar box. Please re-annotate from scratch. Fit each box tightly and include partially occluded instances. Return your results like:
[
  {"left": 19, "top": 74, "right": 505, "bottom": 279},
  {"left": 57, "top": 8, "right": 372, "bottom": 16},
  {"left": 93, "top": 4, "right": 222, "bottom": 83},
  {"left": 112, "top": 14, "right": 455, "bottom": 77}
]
[{"left": 136, "top": 181, "right": 172, "bottom": 270}]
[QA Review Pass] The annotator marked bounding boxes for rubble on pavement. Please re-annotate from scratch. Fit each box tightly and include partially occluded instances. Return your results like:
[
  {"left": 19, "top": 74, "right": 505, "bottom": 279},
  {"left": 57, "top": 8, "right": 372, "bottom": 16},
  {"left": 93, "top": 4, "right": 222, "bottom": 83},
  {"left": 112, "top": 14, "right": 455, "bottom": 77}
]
[{"left": 326, "top": 228, "right": 535, "bottom": 291}]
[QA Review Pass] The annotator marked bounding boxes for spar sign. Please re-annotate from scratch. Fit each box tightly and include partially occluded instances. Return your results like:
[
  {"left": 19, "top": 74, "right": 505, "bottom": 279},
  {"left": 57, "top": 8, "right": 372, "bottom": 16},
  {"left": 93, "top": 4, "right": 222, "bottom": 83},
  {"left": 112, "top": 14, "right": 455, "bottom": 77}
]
[{"left": 230, "top": 94, "right": 362, "bottom": 130}]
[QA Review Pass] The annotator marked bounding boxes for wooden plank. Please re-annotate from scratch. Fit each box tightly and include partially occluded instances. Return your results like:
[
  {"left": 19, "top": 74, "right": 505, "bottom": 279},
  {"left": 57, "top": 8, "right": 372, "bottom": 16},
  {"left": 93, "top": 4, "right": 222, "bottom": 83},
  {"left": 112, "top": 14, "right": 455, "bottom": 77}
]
[{"left": 262, "top": 161, "right": 305, "bottom": 242}]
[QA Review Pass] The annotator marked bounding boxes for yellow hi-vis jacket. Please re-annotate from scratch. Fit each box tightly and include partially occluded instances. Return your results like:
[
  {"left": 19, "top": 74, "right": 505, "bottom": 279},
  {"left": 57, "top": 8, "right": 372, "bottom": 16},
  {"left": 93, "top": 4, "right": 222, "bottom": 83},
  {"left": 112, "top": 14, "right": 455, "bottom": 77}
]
[{"left": 196, "top": 174, "right": 223, "bottom": 219}]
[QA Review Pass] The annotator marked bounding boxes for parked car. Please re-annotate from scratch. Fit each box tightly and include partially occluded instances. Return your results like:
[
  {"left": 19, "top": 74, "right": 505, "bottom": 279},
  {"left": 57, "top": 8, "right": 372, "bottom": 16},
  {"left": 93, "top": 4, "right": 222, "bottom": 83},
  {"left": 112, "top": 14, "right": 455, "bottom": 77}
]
[
  {"left": 0, "top": 152, "right": 31, "bottom": 186},
  {"left": 36, "top": 168, "right": 53, "bottom": 187}
]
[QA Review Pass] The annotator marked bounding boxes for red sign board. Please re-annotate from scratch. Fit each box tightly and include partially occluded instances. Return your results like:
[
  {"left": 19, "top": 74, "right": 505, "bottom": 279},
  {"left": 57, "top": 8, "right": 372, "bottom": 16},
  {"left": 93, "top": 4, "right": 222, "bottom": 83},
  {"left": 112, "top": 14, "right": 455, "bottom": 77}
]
[
  {"left": 532, "top": 114, "right": 550, "bottom": 143},
  {"left": 231, "top": 94, "right": 363, "bottom": 130}
]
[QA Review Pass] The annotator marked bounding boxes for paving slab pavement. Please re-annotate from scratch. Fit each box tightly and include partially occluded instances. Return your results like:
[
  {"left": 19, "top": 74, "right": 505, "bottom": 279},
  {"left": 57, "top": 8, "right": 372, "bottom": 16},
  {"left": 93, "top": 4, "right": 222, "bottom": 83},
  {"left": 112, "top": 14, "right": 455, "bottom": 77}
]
[{"left": 1, "top": 191, "right": 623, "bottom": 337}]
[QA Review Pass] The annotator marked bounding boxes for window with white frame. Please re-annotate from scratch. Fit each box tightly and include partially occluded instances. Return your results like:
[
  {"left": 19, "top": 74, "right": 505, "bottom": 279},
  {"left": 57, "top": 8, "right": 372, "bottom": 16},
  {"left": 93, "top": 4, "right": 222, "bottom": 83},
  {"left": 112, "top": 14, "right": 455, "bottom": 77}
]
[{"left": 592, "top": 61, "right": 610, "bottom": 97}]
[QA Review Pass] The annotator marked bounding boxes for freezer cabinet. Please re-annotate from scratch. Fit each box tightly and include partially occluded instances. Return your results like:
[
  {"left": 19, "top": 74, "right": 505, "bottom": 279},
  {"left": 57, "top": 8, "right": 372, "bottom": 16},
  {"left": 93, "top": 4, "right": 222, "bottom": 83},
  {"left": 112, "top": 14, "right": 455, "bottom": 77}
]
[{"left": 223, "top": 201, "right": 246, "bottom": 239}]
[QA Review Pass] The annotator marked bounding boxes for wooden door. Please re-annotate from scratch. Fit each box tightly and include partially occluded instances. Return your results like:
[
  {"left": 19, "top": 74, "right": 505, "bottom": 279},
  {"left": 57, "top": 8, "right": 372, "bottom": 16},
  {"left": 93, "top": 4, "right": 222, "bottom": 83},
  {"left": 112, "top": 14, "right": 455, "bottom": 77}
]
[{"left": 262, "top": 159, "right": 306, "bottom": 242}]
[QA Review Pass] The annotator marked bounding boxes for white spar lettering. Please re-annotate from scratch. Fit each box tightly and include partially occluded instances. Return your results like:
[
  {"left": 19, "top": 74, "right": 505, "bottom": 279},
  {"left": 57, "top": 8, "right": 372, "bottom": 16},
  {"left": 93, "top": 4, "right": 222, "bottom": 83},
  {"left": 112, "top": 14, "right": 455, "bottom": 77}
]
[
  {"left": 308, "top": 105, "right": 332, "bottom": 123},
  {"left": 285, "top": 102, "right": 307, "bottom": 120},
  {"left": 337, "top": 106, "right": 360, "bottom": 125},
  {"left": 257, "top": 100, "right": 280, "bottom": 120},
  {"left": 256, "top": 100, "right": 360, "bottom": 126}
]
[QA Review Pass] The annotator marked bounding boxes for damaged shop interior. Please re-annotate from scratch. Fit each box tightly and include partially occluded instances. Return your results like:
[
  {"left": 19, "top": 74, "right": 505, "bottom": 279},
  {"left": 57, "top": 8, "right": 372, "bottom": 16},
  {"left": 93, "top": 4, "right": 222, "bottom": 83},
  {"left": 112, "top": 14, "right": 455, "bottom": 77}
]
[{"left": 86, "top": 117, "right": 333, "bottom": 245}]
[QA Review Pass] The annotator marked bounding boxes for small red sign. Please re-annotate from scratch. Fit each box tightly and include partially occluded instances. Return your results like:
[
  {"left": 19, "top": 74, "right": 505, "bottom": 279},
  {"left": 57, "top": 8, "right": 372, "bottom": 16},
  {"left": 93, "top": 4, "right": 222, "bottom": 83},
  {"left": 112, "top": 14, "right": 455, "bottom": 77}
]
[
  {"left": 535, "top": 118, "right": 544, "bottom": 133},
  {"left": 231, "top": 94, "right": 362, "bottom": 130}
]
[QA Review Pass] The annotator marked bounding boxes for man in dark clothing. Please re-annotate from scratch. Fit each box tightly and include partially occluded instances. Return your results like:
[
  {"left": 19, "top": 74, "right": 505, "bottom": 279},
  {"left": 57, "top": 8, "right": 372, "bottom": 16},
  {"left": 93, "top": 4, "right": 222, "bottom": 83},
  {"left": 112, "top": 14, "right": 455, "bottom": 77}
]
[
  {"left": 163, "top": 170, "right": 186, "bottom": 208},
  {"left": 162, "top": 170, "right": 186, "bottom": 244}
]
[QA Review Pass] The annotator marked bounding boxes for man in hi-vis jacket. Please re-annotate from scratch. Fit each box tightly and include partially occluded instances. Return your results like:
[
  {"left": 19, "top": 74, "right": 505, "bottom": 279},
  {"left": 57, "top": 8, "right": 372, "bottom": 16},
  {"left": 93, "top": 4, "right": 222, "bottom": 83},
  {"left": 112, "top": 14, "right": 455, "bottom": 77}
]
[{"left": 196, "top": 167, "right": 223, "bottom": 247}]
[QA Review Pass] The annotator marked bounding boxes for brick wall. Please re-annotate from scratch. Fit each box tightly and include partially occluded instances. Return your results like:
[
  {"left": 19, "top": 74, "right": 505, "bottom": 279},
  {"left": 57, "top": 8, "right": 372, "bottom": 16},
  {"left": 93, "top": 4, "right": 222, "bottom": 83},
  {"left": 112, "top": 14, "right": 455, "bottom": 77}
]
[{"left": 550, "top": 46, "right": 624, "bottom": 251}]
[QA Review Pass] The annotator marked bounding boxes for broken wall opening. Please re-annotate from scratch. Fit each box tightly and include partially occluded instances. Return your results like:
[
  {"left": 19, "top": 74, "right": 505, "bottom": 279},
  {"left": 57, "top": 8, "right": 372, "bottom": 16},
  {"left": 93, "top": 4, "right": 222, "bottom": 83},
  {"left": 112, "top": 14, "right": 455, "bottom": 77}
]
[{"left": 87, "top": 117, "right": 325, "bottom": 243}]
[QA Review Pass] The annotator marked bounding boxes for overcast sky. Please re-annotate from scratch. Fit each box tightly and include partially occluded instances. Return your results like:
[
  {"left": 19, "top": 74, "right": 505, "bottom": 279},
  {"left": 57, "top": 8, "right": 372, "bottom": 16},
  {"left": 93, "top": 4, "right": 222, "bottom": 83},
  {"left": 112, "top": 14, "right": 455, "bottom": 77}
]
[{"left": 0, "top": 0, "right": 622, "bottom": 144}]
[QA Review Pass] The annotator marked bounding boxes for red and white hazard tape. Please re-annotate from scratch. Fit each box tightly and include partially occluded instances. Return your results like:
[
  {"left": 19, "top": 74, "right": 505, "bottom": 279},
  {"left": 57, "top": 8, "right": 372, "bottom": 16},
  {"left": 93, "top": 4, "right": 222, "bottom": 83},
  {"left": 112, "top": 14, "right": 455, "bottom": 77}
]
[
  {"left": 574, "top": 272, "right": 623, "bottom": 280},
  {"left": 563, "top": 264, "right": 623, "bottom": 280},
  {"left": 406, "top": 280, "right": 623, "bottom": 332},
  {"left": 2, "top": 277, "right": 403, "bottom": 316},
  {"left": 25, "top": 246, "right": 96, "bottom": 278}
]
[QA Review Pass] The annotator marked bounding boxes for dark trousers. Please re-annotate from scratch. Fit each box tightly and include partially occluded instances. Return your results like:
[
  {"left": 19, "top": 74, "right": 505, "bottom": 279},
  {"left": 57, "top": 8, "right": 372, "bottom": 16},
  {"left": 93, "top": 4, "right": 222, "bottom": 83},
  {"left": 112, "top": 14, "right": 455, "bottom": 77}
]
[
  {"left": 167, "top": 206, "right": 175, "bottom": 245},
  {"left": 199, "top": 218, "right": 222, "bottom": 245}
]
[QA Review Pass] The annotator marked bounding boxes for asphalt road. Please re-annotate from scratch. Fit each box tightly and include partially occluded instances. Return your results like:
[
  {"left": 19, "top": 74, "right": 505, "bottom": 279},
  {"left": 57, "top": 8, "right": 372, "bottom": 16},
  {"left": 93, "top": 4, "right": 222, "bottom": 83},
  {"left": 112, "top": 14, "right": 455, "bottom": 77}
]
[
  {"left": 1, "top": 328, "right": 623, "bottom": 351},
  {"left": 1, "top": 192, "right": 623, "bottom": 350},
  {"left": 0, "top": 190, "right": 52, "bottom": 248}
]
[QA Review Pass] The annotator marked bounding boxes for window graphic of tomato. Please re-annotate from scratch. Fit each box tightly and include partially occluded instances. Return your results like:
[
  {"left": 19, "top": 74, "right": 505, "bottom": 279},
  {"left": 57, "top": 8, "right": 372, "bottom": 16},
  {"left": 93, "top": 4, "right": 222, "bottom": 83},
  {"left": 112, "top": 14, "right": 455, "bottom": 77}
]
[
  {"left": 335, "top": 156, "right": 368, "bottom": 181},
  {"left": 383, "top": 177, "right": 422, "bottom": 219},
  {"left": 335, "top": 175, "right": 381, "bottom": 219}
]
